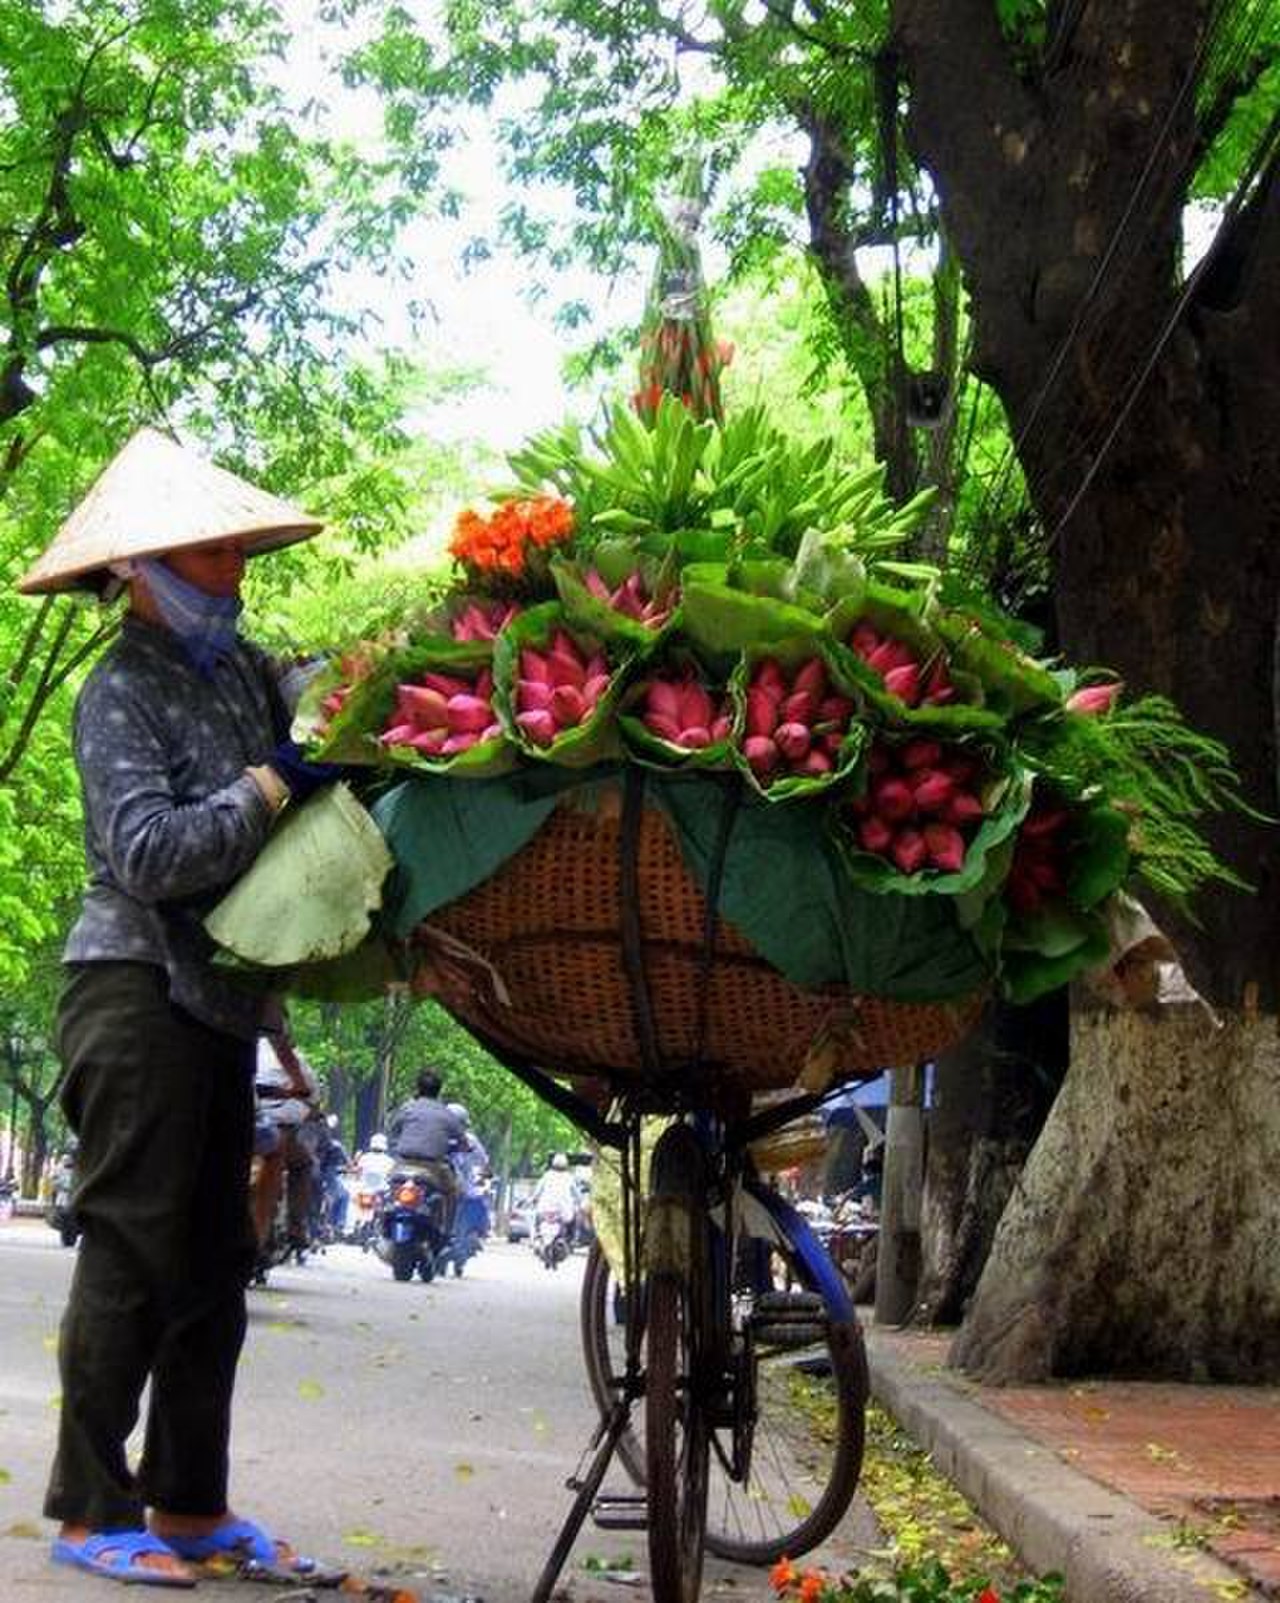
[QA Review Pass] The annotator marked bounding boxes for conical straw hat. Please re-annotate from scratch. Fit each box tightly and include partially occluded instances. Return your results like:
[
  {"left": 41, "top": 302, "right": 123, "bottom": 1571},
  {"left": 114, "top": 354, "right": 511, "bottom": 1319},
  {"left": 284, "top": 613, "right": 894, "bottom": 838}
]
[{"left": 17, "top": 427, "right": 324, "bottom": 595}]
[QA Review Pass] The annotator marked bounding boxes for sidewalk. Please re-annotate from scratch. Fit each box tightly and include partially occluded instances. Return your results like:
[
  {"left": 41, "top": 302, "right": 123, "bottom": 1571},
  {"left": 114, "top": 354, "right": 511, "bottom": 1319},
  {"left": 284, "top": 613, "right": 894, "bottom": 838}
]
[{"left": 866, "top": 1325, "right": 1279, "bottom": 1603}]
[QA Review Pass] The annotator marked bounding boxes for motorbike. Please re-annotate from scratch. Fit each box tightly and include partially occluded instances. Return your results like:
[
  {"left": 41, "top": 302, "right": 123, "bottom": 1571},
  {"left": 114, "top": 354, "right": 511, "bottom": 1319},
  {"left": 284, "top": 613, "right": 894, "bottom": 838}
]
[
  {"left": 347, "top": 1178, "right": 384, "bottom": 1251},
  {"left": 380, "top": 1163, "right": 450, "bottom": 1282},
  {"left": 532, "top": 1205, "right": 574, "bottom": 1270},
  {"left": 46, "top": 1156, "right": 79, "bottom": 1248}
]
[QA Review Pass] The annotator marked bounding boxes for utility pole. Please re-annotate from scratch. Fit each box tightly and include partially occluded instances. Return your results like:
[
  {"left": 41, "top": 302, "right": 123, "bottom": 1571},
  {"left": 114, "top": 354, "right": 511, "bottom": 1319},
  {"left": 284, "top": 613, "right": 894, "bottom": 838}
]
[{"left": 874, "top": 1063, "right": 925, "bottom": 1325}]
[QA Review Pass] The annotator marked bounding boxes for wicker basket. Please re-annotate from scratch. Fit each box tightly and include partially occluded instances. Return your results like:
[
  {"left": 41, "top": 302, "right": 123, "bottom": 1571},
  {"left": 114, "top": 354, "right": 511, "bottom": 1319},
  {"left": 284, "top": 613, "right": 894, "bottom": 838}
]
[{"left": 418, "top": 793, "right": 982, "bottom": 1105}]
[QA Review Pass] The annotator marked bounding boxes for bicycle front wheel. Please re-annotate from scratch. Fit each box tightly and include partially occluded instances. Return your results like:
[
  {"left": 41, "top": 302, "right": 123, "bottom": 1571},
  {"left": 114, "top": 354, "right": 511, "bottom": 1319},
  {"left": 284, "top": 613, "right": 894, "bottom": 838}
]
[
  {"left": 646, "top": 1269, "right": 710, "bottom": 1603},
  {"left": 581, "top": 1236, "right": 868, "bottom": 1566}
]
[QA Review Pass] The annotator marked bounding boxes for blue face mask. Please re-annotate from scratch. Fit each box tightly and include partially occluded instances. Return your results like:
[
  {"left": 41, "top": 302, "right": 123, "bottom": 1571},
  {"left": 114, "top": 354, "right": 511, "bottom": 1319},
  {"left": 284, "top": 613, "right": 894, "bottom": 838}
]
[{"left": 136, "top": 557, "right": 244, "bottom": 676}]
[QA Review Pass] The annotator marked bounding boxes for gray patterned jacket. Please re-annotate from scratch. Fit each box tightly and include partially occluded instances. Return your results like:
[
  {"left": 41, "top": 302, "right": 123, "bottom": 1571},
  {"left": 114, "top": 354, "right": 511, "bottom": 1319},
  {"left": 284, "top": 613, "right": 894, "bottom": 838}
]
[{"left": 64, "top": 615, "right": 290, "bottom": 1039}]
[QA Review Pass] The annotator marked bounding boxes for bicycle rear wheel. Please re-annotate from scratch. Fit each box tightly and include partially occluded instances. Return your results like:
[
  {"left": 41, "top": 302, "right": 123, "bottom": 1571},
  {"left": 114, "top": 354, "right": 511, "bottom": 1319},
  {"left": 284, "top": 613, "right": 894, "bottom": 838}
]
[
  {"left": 646, "top": 1268, "right": 710, "bottom": 1603},
  {"left": 580, "top": 1235, "right": 868, "bottom": 1565}
]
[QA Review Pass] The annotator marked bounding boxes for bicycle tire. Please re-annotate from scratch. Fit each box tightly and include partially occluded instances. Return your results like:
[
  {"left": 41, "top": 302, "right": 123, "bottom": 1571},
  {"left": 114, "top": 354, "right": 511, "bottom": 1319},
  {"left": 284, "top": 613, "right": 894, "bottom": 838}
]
[
  {"left": 646, "top": 1269, "right": 710, "bottom": 1603},
  {"left": 580, "top": 1236, "right": 868, "bottom": 1565}
]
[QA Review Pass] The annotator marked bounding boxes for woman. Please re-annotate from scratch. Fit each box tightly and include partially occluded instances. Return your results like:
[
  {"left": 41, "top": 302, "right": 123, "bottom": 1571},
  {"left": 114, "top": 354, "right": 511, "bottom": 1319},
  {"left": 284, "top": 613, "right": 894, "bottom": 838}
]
[{"left": 18, "top": 428, "right": 339, "bottom": 1588}]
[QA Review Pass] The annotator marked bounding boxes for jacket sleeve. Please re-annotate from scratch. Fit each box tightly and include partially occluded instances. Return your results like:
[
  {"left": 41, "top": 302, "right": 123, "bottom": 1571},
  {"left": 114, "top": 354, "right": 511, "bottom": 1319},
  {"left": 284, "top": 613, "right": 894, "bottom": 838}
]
[{"left": 75, "top": 671, "right": 272, "bottom": 904}]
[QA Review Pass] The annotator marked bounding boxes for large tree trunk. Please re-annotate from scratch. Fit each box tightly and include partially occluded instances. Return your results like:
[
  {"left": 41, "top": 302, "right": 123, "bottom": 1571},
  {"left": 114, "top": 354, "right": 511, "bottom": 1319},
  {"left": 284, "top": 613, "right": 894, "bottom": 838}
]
[
  {"left": 951, "top": 1007, "right": 1280, "bottom": 1381},
  {"left": 895, "top": 0, "right": 1280, "bottom": 1378}
]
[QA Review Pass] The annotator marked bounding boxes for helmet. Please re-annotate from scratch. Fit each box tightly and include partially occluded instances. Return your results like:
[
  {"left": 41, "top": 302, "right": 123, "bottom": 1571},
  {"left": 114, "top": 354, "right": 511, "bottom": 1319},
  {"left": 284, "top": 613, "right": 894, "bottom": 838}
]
[
  {"left": 326, "top": 1113, "right": 339, "bottom": 1131},
  {"left": 369, "top": 1133, "right": 388, "bottom": 1153},
  {"left": 447, "top": 1102, "right": 470, "bottom": 1128},
  {"left": 551, "top": 1152, "right": 569, "bottom": 1170}
]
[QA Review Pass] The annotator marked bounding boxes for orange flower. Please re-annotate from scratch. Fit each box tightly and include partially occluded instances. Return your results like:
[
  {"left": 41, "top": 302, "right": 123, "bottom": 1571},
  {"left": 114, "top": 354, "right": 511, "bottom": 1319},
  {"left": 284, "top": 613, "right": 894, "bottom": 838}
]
[
  {"left": 769, "top": 1556, "right": 796, "bottom": 1593},
  {"left": 798, "top": 1572, "right": 826, "bottom": 1603},
  {"left": 448, "top": 496, "right": 574, "bottom": 583},
  {"left": 976, "top": 1591, "right": 1001, "bottom": 1603}
]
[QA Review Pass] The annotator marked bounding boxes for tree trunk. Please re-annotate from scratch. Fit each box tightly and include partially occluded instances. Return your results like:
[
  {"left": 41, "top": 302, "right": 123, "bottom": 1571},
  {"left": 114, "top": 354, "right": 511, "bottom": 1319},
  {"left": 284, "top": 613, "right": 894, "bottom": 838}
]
[
  {"left": 894, "top": 0, "right": 1280, "bottom": 1377},
  {"left": 951, "top": 1005, "right": 1280, "bottom": 1382}
]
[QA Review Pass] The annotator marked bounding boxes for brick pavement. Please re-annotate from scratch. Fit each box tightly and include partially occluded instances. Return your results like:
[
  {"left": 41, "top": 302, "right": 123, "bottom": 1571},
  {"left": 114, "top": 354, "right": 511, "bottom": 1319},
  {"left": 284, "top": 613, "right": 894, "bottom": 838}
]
[{"left": 871, "top": 1326, "right": 1280, "bottom": 1597}]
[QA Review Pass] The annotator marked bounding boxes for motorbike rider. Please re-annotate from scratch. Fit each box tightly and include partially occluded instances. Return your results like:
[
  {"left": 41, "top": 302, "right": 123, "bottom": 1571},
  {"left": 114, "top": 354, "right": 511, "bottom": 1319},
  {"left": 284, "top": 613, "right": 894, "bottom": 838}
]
[
  {"left": 386, "top": 1072, "right": 464, "bottom": 1235},
  {"left": 316, "top": 1114, "right": 351, "bottom": 1238},
  {"left": 447, "top": 1103, "right": 490, "bottom": 1249},
  {"left": 531, "top": 1152, "right": 581, "bottom": 1246},
  {"left": 253, "top": 1027, "right": 319, "bottom": 1259},
  {"left": 355, "top": 1132, "right": 393, "bottom": 1192}
]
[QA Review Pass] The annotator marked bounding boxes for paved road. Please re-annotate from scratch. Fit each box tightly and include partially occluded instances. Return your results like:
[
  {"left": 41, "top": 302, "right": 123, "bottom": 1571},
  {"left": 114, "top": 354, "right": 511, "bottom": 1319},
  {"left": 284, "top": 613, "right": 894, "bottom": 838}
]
[{"left": 0, "top": 1217, "right": 878, "bottom": 1601}]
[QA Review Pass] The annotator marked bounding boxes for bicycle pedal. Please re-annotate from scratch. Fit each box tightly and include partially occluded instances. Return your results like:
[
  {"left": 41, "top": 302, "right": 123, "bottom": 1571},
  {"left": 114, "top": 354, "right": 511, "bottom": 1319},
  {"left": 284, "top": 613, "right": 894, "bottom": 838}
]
[
  {"left": 591, "top": 1493, "right": 649, "bottom": 1531},
  {"left": 753, "top": 1321, "right": 825, "bottom": 1348},
  {"left": 755, "top": 1290, "right": 824, "bottom": 1315}
]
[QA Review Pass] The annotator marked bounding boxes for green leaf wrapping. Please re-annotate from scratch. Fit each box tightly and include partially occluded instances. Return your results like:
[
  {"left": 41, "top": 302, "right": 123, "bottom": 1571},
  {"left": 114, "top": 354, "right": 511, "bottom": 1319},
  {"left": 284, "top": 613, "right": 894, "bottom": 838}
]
[
  {"left": 680, "top": 564, "right": 825, "bottom": 657},
  {"left": 205, "top": 784, "right": 393, "bottom": 966},
  {"left": 617, "top": 644, "right": 736, "bottom": 772},
  {"left": 492, "top": 601, "right": 638, "bottom": 767},
  {"left": 835, "top": 755, "right": 1032, "bottom": 899},
  {"left": 730, "top": 638, "right": 869, "bottom": 802},
  {"left": 935, "top": 609, "right": 1064, "bottom": 717},
  {"left": 551, "top": 552, "right": 678, "bottom": 647},
  {"left": 312, "top": 637, "right": 517, "bottom": 778},
  {"left": 827, "top": 585, "right": 1003, "bottom": 734}
]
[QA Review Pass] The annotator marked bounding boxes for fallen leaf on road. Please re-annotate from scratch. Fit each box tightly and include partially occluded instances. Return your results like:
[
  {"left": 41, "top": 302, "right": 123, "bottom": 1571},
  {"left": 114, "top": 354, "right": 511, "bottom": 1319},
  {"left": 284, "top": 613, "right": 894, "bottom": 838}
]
[
  {"left": 4, "top": 1521, "right": 41, "bottom": 1539},
  {"left": 299, "top": 1379, "right": 325, "bottom": 1401},
  {"left": 453, "top": 1462, "right": 474, "bottom": 1481},
  {"left": 343, "top": 1527, "right": 381, "bottom": 1548},
  {"left": 0, "top": 1468, "right": 10, "bottom": 1483}
]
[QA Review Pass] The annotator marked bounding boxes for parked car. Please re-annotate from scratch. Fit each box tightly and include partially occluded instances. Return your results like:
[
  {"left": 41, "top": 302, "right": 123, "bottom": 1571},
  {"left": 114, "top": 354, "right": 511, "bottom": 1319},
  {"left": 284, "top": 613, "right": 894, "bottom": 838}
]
[{"left": 506, "top": 1192, "right": 536, "bottom": 1242}]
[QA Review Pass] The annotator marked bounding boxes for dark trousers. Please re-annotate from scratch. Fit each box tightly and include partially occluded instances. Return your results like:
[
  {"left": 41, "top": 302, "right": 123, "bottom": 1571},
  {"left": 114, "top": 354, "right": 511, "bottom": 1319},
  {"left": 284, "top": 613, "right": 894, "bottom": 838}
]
[{"left": 44, "top": 963, "right": 257, "bottom": 1529}]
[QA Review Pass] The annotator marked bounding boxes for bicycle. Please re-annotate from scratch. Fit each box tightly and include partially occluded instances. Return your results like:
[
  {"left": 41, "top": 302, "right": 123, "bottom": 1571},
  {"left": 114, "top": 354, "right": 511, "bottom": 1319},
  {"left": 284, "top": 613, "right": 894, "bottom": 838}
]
[{"left": 527, "top": 1091, "right": 869, "bottom": 1603}]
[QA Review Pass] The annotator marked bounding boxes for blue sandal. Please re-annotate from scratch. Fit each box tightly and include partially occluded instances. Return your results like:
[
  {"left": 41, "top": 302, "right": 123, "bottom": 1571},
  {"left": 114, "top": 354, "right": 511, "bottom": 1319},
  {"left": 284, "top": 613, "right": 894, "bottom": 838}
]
[
  {"left": 162, "top": 1517, "right": 322, "bottom": 1577},
  {"left": 51, "top": 1529, "right": 196, "bottom": 1588}
]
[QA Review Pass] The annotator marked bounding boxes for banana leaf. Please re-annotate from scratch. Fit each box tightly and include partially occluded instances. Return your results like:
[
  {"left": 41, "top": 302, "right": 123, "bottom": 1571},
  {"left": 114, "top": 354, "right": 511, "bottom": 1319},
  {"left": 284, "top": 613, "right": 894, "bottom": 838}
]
[
  {"left": 491, "top": 601, "right": 639, "bottom": 768},
  {"left": 729, "top": 637, "right": 869, "bottom": 803},
  {"left": 835, "top": 759, "right": 1031, "bottom": 900},
  {"left": 312, "top": 638, "right": 516, "bottom": 779},
  {"left": 205, "top": 783, "right": 393, "bottom": 967}
]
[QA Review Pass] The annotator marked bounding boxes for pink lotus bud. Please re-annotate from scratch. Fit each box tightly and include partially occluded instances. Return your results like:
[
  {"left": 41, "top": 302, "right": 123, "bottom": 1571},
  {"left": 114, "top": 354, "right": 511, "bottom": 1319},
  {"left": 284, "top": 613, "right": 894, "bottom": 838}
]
[
  {"left": 678, "top": 681, "right": 714, "bottom": 732},
  {"left": 850, "top": 623, "right": 881, "bottom": 658},
  {"left": 379, "top": 723, "right": 420, "bottom": 747},
  {"left": 866, "top": 745, "right": 891, "bottom": 776},
  {"left": 408, "top": 728, "right": 448, "bottom": 755},
  {"left": 867, "top": 638, "right": 918, "bottom": 675},
  {"left": 1066, "top": 682, "right": 1121, "bottom": 715},
  {"left": 911, "top": 770, "right": 956, "bottom": 814},
  {"left": 709, "top": 715, "right": 732, "bottom": 742},
  {"left": 397, "top": 685, "right": 449, "bottom": 729},
  {"left": 548, "top": 651, "right": 586, "bottom": 691},
  {"left": 743, "top": 735, "right": 780, "bottom": 776},
  {"left": 442, "top": 731, "right": 481, "bottom": 755},
  {"left": 883, "top": 664, "right": 922, "bottom": 705},
  {"left": 519, "top": 650, "right": 551, "bottom": 686},
  {"left": 421, "top": 671, "right": 471, "bottom": 698},
  {"left": 644, "top": 711, "right": 683, "bottom": 743},
  {"left": 1007, "top": 870, "right": 1041, "bottom": 916},
  {"left": 782, "top": 689, "right": 818, "bottom": 726},
  {"left": 753, "top": 659, "right": 787, "bottom": 703},
  {"left": 872, "top": 777, "right": 915, "bottom": 823},
  {"left": 923, "top": 823, "right": 966, "bottom": 873},
  {"left": 551, "top": 629, "right": 579, "bottom": 658},
  {"left": 946, "top": 755, "right": 978, "bottom": 785},
  {"left": 815, "top": 695, "right": 854, "bottom": 729},
  {"left": 475, "top": 668, "right": 494, "bottom": 698},
  {"left": 584, "top": 568, "right": 612, "bottom": 600},
  {"left": 585, "top": 651, "right": 609, "bottom": 680},
  {"left": 516, "top": 709, "right": 557, "bottom": 746},
  {"left": 1029, "top": 857, "right": 1064, "bottom": 892},
  {"left": 945, "top": 792, "right": 986, "bottom": 828},
  {"left": 798, "top": 748, "right": 833, "bottom": 776},
  {"left": 647, "top": 680, "right": 683, "bottom": 722},
  {"left": 822, "top": 730, "right": 846, "bottom": 756},
  {"left": 550, "top": 684, "right": 587, "bottom": 727},
  {"left": 518, "top": 679, "right": 553, "bottom": 713},
  {"left": 321, "top": 691, "right": 348, "bottom": 717},
  {"left": 446, "top": 693, "right": 495, "bottom": 733},
  {"left": 858, "top": 815, "right": 894, "bottom": 854},
  {"left": 923, "top": 658, "right": 954, "bottom": 704},
  {"left": 792, "top": 658, "right": 827, "bottom": 699},
  {"left": 679, "top": 725, "right": 712, "bottom": 749},
  {"left": 1023, "top": 805, "right": 1069, "bottom": 839},
  {"left": 746, "top": 687, "right": 779, "bottom": 738},
  {"left": 480, "top": 723, "right": 503, "bottom": 743},
  {"left": 891, "top": 828, "right": 928, "bottom": 875},
  {"left": 775, "top": 722, "right": 812, "bottom": 762},
  {"left": 901, "top": 738, "right": 943, "bottom": 771},
  {"left": 583, "top": 673, "right": 610, "bottom": 707}
]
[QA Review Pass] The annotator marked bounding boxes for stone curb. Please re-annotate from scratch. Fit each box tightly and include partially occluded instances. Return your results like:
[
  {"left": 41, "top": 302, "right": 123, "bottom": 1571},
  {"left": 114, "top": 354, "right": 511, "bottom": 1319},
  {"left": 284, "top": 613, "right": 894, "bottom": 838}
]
[{"left": 864, "top": 1329, "right": 1262, "bottom": 1603}]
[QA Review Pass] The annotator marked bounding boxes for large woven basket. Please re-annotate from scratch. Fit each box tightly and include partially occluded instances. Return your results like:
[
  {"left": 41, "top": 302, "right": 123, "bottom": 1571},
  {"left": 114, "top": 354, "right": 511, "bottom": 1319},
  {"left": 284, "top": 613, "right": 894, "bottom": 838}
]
[{"left": 418, "top": 793, "right": 982, "bottom": 1105}]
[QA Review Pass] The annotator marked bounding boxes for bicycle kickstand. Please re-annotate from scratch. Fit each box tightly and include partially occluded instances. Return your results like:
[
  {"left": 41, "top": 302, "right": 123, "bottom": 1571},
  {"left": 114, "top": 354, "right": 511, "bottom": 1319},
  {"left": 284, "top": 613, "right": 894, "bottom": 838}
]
[{"left": 529, "top": 1394, "right": 637, "bottom": 1603}]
